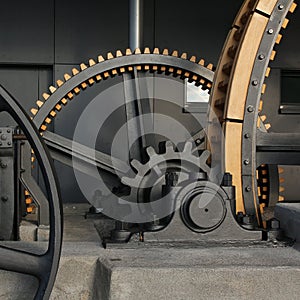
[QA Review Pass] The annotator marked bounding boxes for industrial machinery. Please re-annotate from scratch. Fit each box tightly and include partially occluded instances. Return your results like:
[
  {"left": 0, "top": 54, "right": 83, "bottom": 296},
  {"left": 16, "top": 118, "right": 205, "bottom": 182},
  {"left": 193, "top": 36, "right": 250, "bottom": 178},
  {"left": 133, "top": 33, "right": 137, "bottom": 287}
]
[{"left": 0, "top": 0, "right": 299, "bottom": 299}]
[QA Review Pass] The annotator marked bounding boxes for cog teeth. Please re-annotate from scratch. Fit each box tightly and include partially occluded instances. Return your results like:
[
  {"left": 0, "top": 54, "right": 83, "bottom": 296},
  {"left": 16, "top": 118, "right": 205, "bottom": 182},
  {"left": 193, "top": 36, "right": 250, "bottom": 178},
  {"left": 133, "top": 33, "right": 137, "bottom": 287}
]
[
  {"left": 282, "top": 18, "right": 289, "bottom": 29},
  {"left": 146, "top": 146, "right": 156, "bottom": 157},
  {"left": 270, "top": 50, "right": 276, "bottom": 61},
  {"left": 98, "top": 55, "right": 105, "bottom": 62},
  {"left": 116, "top": 50, "right": 123, "bottom": 57},
  {"left": 130, "top": 159, "right": 143, "bottom": 172},
  {"left": 162, "top": 49, "right": 169, "bottom": 55},
  {"left": 279, "top": 195, "right": 285, "bottom": 202},
  {"left": 278, "top": 167, "right": 284, "bottom": 174},
  {"left": 80, "top": 63, "right": 87, "bottom": 71},
  {"left": 72, "top": 68, "right": 79, "bottom": 76},
  {"left": 31, "top": 108, "right": 38, "bottom": 116},
  {"left": 172, "top": 50, "right": 178, "bottom": 57},
  {"left": 56, "top": 79, "right": 64, "bottom": 87},
  {"left": 36, "top": 100, "right": 43, "bottom": 108},
  {"left": 165, "top": 141, "right": 174, "bottom": 154},
  {"left": 198, "top": 59, "right": 205, "bottom": 66},
  {"left": 64, "top": 73, "right": 71, "bottom": 81},
  {"left": 153, "top": 48, "right": 160, "bottom": 54},
  {"left": 89, "top": 59, "right": 96, "bottom": 66},
  {"left": 125, "top": 48, "right": 132, "bottom": 55},
  {"left": 180, "top": 52, "right": 187, "bottom": 59},
  {"left": 107, "top": 52, "right": 114, "bottom": 59},
  {"left": 189, "top": 56, "right": 197, "bottom": 62},
  {"left": 134, "top": 48, "right": 141, "bottom": 54},
  {"left": 276, "top": 34, "right": 282, "bottom": 44},
  {"left": 144, "top": 47, "right": 151, "bottom": 54},
  {"left": 289, "top": 2, "right": 297, "bottom": 13},
  {"left": 49, "top": 86, "right": 56, "bottom": 93},
  {"left": 206, "top": 63, "right": 214, "bottom": 70},
  {"left": 43, "top": 93, "right": 50, "bottom": 100},
  {"left": 183, "top": 141, "right": 193, "bottom": 153}
]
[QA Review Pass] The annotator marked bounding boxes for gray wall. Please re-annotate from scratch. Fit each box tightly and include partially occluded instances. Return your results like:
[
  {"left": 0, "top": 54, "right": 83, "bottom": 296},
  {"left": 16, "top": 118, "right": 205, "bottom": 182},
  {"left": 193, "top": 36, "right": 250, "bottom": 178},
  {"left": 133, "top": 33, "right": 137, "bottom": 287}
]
[{"left": 0, "top": 0, "right": 299, "bottom": 202}]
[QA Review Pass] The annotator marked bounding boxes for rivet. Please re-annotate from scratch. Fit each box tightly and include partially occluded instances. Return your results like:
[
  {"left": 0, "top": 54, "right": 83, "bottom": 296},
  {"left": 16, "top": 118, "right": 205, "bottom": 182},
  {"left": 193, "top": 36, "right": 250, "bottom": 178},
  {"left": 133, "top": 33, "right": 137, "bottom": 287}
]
[
  {"left": 267, "top": 29, "right": 274, "bottom": 34},
  {"left": 244, "top": 133, "right": 250, "bottom": 139},
  {"left": 278, "top": 4, "right": 284, "bottom": 10},
  {"left": 247, "top": 106, "right": 254, "bottom": 113},
  {"left": 245, "top": 186, "right": 251, "bottom": 192},
  {"left": 258, "top": 54, "right": 265, "bottom": 60},
  {"left": 244, "top": 159, "right": 250, "bottom": 165},
  {"left": 252, "top": 80, "right": 258, "bottom": 86},
  {"left": 1, "top": 196, "right": 8, "bottom": 202},
  {"left": 7, "top": 129, "right": 10, "bottom": 133}
]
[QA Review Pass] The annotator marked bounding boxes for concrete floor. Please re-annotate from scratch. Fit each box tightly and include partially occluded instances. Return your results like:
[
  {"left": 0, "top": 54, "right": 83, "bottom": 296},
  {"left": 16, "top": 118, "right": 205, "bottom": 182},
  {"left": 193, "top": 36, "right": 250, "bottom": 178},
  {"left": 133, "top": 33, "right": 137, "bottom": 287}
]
[{"left": 1, "top": 203, "right": 300, "bottom": 300}]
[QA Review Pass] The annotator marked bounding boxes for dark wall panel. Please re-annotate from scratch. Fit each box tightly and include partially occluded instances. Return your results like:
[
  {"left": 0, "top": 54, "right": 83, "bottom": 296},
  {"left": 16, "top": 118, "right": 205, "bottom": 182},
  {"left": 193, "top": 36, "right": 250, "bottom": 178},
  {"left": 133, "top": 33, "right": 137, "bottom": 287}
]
[
  {"left": 154, "top": 0, "right": 244, "bottom": 65},
  {"left": 55, "top": 0, "right": 129, "bottom": 64},
  {"left": 0, "top": 1, "right": 54, "bottom": 64}
]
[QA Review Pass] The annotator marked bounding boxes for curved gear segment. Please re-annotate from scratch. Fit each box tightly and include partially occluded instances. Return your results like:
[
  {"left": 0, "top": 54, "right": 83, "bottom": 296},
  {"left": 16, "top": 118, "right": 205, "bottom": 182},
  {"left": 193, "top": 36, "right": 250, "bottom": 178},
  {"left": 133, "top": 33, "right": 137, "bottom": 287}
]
[
  {"left": 208, "top": 0, "right": 297, "bottom": 224},
  {"left": 30, "top": 48, "right": 214, "bottom": 132}
]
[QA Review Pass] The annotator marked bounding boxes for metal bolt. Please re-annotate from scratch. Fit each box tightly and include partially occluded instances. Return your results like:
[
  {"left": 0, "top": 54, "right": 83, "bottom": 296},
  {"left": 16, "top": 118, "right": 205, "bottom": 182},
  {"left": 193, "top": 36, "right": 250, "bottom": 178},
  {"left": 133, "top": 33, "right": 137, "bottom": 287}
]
[
  {"left": 1, "top": 196, "right": 8, "bottom": 202},
  {"left": 278, "top": 4, "right": 284, "bottom": 10},
  {"left": 258, "top": 54, "right": 265, "bottom": 60},
  {"left": 0, "top": 142, "right": 2, "bottom": 146},
  {"left": 252, "top": 80, "right": 258, "bottom": 86},
  {"left": 267, "top": 28, "right": 274, "bottom": 34},
  {"left": 245, "top": 186, "right": 251, "bottom": 192},
  {"left": 196, "top": 139, "right": 201, "bottom": 145},
  {"left": 244, "top": 133, "right": 250, "bottom": 139},
  {"left": 7, "top": 142, "right": 11, "bottom": 146},
  {"left": 6, "top": 129, "right": 10, "bottom": 133},
  {"left": 1, "top": 163, "right": 7, "bottom": 169},
  {"left": 1, "top": 134, "right": 7, "bottom": 141},
  {"left": 247, "top": 106, "right": 254, "bottom": 113},
  {"left": 244, "top": 159, "right": 250, "bottom": 165}
]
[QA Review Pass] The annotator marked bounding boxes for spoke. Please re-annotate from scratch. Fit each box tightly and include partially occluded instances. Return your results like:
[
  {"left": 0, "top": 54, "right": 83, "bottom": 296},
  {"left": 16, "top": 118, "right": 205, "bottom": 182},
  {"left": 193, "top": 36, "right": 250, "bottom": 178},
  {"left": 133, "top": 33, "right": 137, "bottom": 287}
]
[
  {"left": 43, "top": 131, "right": 129, "bottom": 176},
  {"left": 0, "top": 246, "right": 48, "bottom": 278}
]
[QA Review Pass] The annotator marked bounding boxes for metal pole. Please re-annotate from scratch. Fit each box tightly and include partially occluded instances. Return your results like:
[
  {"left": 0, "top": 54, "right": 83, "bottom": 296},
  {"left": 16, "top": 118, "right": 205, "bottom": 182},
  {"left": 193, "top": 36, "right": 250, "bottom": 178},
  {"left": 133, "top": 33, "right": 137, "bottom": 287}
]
[{"left": 129, "top": 0, "right": 144, "bottom": 50}]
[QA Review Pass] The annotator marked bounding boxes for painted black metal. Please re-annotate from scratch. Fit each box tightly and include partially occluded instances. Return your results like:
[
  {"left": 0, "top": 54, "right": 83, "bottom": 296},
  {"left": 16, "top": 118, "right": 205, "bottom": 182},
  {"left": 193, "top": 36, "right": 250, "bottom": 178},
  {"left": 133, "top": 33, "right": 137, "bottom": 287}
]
[
  {"left": 241, "top": 0, "right": 293, "bottom": 219},
  {"left": 0, "top": 127, "right": 14, "bottom": 240},
  {"left": 0, "top": 86, "right": 62, "bottom": 300}
]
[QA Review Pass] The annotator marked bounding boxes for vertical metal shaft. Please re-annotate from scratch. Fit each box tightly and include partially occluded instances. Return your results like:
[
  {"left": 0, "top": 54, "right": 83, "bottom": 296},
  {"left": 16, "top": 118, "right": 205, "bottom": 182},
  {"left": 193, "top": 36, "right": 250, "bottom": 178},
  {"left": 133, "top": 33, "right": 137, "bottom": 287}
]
[{"left": 129, "top": 0, "right": 144, "bottom": 50}]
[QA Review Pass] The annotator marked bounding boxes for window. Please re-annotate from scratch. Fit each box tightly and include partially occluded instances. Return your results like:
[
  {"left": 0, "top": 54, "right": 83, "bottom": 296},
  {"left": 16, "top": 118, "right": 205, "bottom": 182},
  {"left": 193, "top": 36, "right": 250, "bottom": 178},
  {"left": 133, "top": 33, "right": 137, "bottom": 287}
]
[{"left": 280, "top": 70, "right": 300, "bottom": 114}]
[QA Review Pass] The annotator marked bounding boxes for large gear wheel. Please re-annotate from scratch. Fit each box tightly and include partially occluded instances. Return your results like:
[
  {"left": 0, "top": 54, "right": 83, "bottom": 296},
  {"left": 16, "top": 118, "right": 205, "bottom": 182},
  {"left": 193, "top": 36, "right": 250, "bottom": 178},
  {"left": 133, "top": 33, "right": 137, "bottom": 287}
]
[{"left": 208, "top": 0, "right": 298, "bottom": 225}]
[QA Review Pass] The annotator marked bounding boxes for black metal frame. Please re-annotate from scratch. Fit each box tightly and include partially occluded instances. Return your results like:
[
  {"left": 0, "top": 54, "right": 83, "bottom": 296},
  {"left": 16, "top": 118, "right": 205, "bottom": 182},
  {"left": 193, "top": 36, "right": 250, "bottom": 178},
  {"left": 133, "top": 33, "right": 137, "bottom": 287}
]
[{"left": 0, "top": 86, "right": 62, "bottom": 300}]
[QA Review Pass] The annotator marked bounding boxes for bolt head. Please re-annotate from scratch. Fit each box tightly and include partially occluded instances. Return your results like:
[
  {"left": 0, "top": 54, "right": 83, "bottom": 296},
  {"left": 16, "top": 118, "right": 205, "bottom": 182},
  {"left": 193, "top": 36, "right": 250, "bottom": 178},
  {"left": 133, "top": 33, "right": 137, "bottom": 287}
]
[
  {"left": 268, "top": 28, "right": 274, "bottom": 34},
  {"left": 244, "top": 159, "right": 250, "bottom": 165},
  {"left": 252, "top": 80, "right": 258, "bottom": 86},
  {"left": 247, "top": 106, "right": 254, "bottom": 113},
  {"left": 245, "top": 186, "right": 251, "bottom": 192},
  {"left": 244, "top": 133, "right": 250, "bottom": 139},
  {"left": 278, "top": 4, "right": 284, "bottom": 10},
  {"left": 258, "top": 54, "right": 265, "bottom": 60}
]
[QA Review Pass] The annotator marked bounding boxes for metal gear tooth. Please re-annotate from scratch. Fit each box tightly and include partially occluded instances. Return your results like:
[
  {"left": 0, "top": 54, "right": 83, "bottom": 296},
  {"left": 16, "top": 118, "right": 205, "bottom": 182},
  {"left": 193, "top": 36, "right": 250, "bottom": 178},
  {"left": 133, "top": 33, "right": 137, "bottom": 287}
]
[
  {"left": 49, "top": 86, "right": 57, "bottom": 93},
  {"left": 146, "top": 146, "right": 157, "bottom": 158},
  {"left": 282, "top": 18, "right": 289, "bottom": 29},
  {"left": 134, "top": 48, "right": 141, "bottom": 54},
  {"left": 72, "top": 68, "right": 79, "bottom": 76},
  {"left": 43, "top": 93, "right": 50, "bottom": 100},
  {"left": 80, "top": 63, "right": 88, "bottom": 71},
  {"left": 144, "top": 47, "right": 151, "bottom": 54},
  {"left": 189, "top": 56, "right": 197, "bottom": 62},
  {"left": 36, "top": 100, "right": 44, "bottom": 108},
  {"left": 183, "top": 141, "right": 193, "bottom": 153},
  {"left": 130, "top": 159, "right": 144, "bottom": 172},
  {"left": 107, "top": 52, "right": 114, "bottom": 59},
  {"left": 162, "top": 49, "right": 169, "bottom": 55},
  {"left": 125, "top": 48, "right": 132, "bottom": 55},
  {"left": 116, "top": 50, "right": 123, "bottom": 57},
  {"left": 180, "top": 52, "right": 188, "bottom": 59},
  {"left": 153, "top": 48, "right": 160, "bottom": 54},
  {"left": 56, "top": 79, "right": 64, "bottom": 87},
  {"left": 206, "top": 63, "right": 214, "bottom": 70},
  {"left": 98, "top": 55, "right": 105, "bottom": 62},
  {"left": 64, "top": 73, "right": 71, "bottom": 81},
  {"left": 198, "top": 59, "right": 205, "bottom": 66},
  {"left": 172, "top": 50, "right": 179, "bottom": 57},
  {"left": 289, "top": 2, "right": 297, "bottom": 13},
  {"left": 89, "top": 59, "right": 96, "bottom": 66},
  {"left": 31, "top": 108, "right": 38, "bottom": 116}
]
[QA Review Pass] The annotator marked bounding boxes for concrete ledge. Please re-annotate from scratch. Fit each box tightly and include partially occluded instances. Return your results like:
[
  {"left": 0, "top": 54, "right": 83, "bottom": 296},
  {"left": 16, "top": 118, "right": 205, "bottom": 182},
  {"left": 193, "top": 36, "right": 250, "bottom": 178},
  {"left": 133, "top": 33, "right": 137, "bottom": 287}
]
[{"left": 275, "top": 203, "right": 300, "bottom": 242}]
